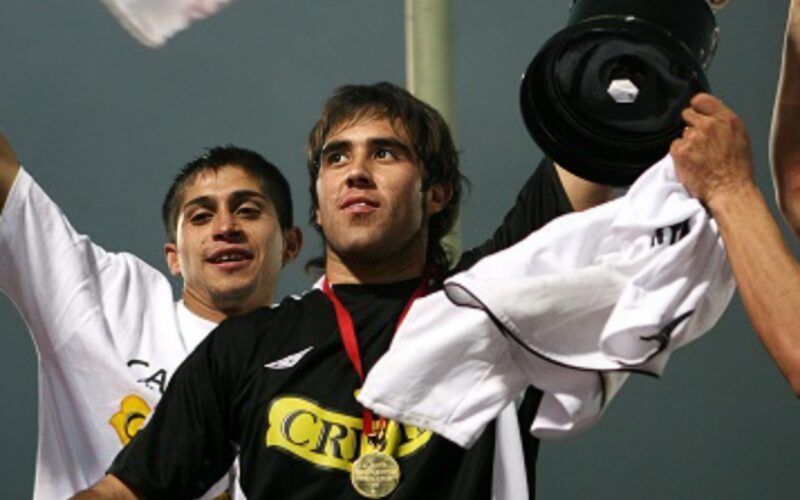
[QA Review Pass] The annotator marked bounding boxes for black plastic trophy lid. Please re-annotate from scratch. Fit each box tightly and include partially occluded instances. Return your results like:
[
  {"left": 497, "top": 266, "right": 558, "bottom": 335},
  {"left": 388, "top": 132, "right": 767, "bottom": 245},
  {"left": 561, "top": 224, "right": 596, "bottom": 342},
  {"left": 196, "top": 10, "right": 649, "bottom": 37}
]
[{"left": 520, "top": 0, "right": 719, "bottom": 186}]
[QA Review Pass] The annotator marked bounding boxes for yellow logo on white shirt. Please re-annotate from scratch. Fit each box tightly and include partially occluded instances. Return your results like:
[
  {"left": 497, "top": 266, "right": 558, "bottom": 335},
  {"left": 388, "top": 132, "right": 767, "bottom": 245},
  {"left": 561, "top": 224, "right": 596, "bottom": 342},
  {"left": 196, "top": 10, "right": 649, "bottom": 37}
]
[
  {"left": 108, "top": 395, "right": 234, "bottom": 499},
  {"left": 109, "top": 395, "right": 152, "bottom": 445}
]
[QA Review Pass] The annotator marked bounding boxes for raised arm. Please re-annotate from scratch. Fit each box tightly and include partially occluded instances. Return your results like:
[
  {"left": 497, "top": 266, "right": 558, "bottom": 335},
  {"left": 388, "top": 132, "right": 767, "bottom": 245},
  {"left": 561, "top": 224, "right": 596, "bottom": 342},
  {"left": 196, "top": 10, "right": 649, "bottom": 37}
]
[
  {"left": 0, "top": 131, "right": 21, "bottom": 212},
  {"left": 456, "top": 158, "right": 614, "bottom": 271},
  {"left": 554, "top": 163, "right": 615, "bottom": 212},
  {"left": 771, "top": 0, "right": 800, "bottom": 237},
  {"left": 673, "top": 93, "right": 800, "bottom": 397}
]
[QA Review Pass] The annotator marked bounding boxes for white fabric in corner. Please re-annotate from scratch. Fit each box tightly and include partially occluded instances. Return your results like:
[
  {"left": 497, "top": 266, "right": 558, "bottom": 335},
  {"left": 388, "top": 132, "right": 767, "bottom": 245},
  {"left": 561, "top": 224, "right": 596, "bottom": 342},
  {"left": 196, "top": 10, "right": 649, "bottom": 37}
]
[{"left": 100, "top": 0, "right": 234, "bottom": 47}]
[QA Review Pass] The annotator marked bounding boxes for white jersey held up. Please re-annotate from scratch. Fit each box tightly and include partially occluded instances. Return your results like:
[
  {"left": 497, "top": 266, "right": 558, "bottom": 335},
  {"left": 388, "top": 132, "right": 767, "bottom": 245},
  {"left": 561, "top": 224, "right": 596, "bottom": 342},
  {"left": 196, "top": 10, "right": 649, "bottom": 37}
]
[
  {"left": 0, "top": 169, "right": 234, "bottom": 499},
  {"left": 100, "top": 0, "right": 234, "bottom": 47},
  {"left": 358, "top": 155, "right": 734, "bottom": 448}
]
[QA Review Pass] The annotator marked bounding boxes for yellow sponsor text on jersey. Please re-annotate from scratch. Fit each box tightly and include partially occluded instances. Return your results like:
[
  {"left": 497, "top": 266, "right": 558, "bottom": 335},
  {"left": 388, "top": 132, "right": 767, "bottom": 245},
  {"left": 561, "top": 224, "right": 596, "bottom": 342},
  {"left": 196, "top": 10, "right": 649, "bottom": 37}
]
[{"left": 265, "top": 396, "right": 432, "bottom": 471}]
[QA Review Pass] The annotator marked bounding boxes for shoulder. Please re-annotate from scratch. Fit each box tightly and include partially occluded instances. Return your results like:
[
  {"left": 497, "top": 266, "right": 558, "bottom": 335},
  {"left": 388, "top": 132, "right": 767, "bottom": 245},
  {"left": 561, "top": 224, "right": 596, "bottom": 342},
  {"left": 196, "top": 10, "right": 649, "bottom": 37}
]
[
  {"left": 3, "top": 167, "right": 56, "bottom": 216},
  {"left": 1, "top": 167, "right": 40, "bottom": 225},
  {"left": 213, "top": 289, "right": 328, "bottom": 343},
  {"left": 197, "top": 290, "right": 330, "bottom": 379}
]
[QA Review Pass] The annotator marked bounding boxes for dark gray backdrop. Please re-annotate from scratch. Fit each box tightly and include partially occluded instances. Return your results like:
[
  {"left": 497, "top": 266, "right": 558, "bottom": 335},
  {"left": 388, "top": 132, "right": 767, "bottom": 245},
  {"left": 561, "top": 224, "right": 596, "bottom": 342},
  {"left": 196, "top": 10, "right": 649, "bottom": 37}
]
[{"left": 1, "top": 1, "right": 797, "bottom": 498}]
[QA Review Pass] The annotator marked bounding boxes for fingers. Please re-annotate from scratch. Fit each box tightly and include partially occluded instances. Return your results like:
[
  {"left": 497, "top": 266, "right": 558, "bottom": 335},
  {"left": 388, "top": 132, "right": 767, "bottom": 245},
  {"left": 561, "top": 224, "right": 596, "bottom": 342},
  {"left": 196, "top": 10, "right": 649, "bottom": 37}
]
[
  {"left": 669, "top": 137, "right": 685, "bottom": 160},
  {"left": 681, "top": 93, "right": 741, "bottom": 134},
  {"left": 670, "top": 135, "right": 700, "bottom": 164},
  {"left": 689, "top": 92, "right": 724, "bottom": 115},
  {"left": 681, "top": 93, "right": 727, "bottom": 128},
  {"left": 681, "top": 107, "right": 707, "bottom": 128}
]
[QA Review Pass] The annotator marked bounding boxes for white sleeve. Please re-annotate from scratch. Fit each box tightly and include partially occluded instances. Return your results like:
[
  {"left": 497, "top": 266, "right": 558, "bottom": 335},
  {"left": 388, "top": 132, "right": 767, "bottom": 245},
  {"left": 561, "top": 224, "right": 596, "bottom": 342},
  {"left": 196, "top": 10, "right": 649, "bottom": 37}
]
[
  {"left": 359, "top": 156, "right": 735, "bottom": 447},
  {"left": 438, "top": 156, "right": 734, "bottom": 377},
  {"left": 0, "top": 168, "right": 155, "bottom": 354}
]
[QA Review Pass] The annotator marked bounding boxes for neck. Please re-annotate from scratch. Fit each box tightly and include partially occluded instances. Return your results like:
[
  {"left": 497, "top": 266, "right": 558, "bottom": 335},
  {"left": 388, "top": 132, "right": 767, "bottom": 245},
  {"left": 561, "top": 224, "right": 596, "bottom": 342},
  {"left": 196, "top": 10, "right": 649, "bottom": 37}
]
[
  {"left": 182, "top": 289, "right": 271, "bottom": 323},
  {"left": 325, "top": 248, "right": 426, "bottom": 285}
]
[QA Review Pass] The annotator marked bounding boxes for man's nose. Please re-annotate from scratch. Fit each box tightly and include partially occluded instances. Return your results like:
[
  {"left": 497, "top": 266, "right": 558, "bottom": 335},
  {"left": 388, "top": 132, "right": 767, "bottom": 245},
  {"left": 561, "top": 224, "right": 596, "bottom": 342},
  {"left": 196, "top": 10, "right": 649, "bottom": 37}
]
[
  {"left": 345, "top": 156, "right": 375, "bottom": 189},
  {"left": 212, "top": 211, "right": 244, "bottom": 241}
]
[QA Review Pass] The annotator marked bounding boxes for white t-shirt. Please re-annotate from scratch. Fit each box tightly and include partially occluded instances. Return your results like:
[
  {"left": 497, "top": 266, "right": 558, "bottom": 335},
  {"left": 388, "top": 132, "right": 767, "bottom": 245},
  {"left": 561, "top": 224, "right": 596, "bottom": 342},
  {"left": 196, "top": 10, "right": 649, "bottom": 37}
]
[
  {"left": 0, "top": 168, "right": 232, "bottom": 499},
  {"left": 359, "top": 155, "right": 734, "bottom": 449}
]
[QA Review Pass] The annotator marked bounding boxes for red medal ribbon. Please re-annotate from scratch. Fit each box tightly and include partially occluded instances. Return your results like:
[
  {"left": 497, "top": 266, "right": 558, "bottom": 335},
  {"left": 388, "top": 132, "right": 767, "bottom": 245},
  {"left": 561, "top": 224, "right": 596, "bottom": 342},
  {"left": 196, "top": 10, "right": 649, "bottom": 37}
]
[{"left": 321, "top": 274, "right": 429, "bottom": 439}]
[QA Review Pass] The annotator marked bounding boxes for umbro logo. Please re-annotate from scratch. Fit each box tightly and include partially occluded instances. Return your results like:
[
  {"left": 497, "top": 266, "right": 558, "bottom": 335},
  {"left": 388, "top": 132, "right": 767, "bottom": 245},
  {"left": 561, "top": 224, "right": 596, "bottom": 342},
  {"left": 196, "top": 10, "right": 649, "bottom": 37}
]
[
  {"left": 264, "top": 346, "right": 314, "bottom": 370},
  {"left": 640, "top": 310, "right": 695, "bottom": 350}
]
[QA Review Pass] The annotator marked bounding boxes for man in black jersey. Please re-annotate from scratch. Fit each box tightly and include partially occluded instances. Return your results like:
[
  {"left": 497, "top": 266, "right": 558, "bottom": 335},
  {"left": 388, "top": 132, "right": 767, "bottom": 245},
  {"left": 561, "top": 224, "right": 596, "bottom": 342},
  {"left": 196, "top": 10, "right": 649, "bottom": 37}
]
[{"left": 75, "top": 82, "right": 612, "bottom": 499}]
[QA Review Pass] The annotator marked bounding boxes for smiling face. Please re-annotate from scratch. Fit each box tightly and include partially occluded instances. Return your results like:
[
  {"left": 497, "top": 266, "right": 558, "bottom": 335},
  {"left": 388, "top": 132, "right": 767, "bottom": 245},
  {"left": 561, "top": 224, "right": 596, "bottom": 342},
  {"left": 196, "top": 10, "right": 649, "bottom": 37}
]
[
  {"left": 164, "top": 165, "right": 299, "bottom": 320},
  {"left": 315, "top": 117, "right": 448, "bottom": 283}
]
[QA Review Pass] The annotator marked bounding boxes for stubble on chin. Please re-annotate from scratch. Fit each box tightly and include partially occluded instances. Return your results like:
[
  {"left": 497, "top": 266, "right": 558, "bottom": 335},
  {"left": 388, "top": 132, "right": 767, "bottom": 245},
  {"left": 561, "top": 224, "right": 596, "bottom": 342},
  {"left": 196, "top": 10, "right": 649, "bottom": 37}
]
[
  {"left": 325, "top": 218, "right": 392, "bottom": 259},
  {"left": 210, "top": 280, "right": 259, "bottom": 311},
  {"left": 328, "top": 225, "right": 427, "bottom": 268}
]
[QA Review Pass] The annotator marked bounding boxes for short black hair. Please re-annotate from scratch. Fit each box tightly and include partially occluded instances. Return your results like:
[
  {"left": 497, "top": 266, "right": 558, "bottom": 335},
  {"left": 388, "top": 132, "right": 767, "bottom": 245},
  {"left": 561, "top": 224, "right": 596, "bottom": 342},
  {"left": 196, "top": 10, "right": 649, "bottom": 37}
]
[{"left": 162, "top": 145, "right": 293, "bottom": 243}]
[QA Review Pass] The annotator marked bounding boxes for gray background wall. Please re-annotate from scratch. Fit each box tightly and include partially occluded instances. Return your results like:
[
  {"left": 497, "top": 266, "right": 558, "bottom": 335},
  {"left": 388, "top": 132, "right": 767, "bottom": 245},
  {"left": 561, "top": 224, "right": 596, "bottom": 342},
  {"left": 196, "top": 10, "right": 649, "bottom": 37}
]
[{"left": 1, "top": 0, "right": 797, "bottom": 498}]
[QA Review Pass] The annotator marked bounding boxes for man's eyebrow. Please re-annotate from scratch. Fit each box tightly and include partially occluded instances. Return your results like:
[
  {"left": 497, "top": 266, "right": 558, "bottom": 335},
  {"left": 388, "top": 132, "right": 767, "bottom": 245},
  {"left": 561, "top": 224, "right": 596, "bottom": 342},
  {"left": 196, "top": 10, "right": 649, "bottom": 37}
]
[
  {"left": 182, "top": 195, "right": 214, "bottom": 212},
  {"left": 182, "top": 190, "right": 270, "bottom": 211},
  {"left": 369, "top": 137, "right": 414, "bottom": 159},
  {"left": 228, "top": 190, "right": 271, "bottom": 205},
  {"left": 320, "top": 139, "right": 351, "bottom": 158},
  {"left": 320, "top": 137, "right": 414, "bottom": 160}
]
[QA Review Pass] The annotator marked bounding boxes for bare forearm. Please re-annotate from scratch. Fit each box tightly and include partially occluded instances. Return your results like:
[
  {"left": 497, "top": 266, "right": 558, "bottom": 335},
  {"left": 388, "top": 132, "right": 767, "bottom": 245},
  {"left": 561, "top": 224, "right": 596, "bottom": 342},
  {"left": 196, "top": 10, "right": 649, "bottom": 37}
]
[
  {"left": 771, "top": 0, "right": 800, "bottom": 236},
  {"left": 710, "top": 184, "right": 800, "bottom": 395},
  {"left": 70, "top": 475, "right": 139, "bottom": 500}
]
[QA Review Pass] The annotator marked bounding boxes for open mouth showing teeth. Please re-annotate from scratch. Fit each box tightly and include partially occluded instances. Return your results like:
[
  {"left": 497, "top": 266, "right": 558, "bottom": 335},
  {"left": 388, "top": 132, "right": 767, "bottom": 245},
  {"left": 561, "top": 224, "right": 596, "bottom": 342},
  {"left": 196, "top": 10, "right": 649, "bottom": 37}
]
[
  {"left": 343, "top": 199, "right": 379, "bottom": 209},
  {"left": 210, "top": 253, "right": 249, "bottom": 263}
]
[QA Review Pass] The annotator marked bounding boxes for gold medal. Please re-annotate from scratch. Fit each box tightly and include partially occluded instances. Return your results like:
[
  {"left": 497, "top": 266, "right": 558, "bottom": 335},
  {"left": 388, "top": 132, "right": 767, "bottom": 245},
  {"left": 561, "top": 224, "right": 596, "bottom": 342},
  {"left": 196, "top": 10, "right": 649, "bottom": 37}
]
[{"left": 350, "top": 451, "right": 401, "bottom": 499}]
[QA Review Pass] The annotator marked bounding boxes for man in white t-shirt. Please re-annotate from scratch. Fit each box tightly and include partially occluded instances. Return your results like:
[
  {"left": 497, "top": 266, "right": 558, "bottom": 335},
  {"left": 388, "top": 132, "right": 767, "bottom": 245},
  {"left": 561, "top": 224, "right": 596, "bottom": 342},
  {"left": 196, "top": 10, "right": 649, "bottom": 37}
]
[{"left": 0, "top": 132, "right": 302, "bottom": 499}]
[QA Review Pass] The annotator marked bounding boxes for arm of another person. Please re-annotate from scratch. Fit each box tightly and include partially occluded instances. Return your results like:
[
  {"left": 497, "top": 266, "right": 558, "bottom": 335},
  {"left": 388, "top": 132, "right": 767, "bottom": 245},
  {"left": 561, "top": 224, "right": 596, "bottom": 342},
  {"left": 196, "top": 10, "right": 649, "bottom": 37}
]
[
  {"left": 771, "top": 0, "right": 800, "bottom": 237},
  {"left": 71, "top": 475, "right": 138, "bottom": 500},
  {"left": 452, "top": 157, "right": 614, "bottom": 466},
  {"left": 555, "top": 163, "right": 615, "bottom": 212},
  {"left": 0, "top": 126, "right": 164, "bottom": 355},
  {"left": 456, "top": 158, "right": 614, "bottom": 271},
  {"left": 673, "top": 93, "right": 800, "bottom": 397},
  {"left": 0, "top": 131, "right": 21, "bottom": 212},
  {"left": 73, "top": 321, "right": 241, "bottom": 498}
]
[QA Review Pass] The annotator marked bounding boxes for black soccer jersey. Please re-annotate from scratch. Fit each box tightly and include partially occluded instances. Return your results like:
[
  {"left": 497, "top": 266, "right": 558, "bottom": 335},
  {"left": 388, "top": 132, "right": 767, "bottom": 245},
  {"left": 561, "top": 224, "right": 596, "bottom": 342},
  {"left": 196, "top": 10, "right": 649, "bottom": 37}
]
[{"left": 109, "top": 159, "right": 572, "bottom": 499}]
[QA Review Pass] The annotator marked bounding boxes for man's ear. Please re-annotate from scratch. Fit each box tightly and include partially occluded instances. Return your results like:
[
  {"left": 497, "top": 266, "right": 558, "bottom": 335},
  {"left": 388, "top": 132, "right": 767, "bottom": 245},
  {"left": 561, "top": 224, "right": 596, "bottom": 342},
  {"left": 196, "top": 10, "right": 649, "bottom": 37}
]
[
  {"left": 164, "top": 243, "right": 182, "bottom": 276},
  {"left": 282, "top": 227, "right": 303, "bottom": 265},
  {"left": 426, "top": 182, "right": 453, "bottom": 216}
]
